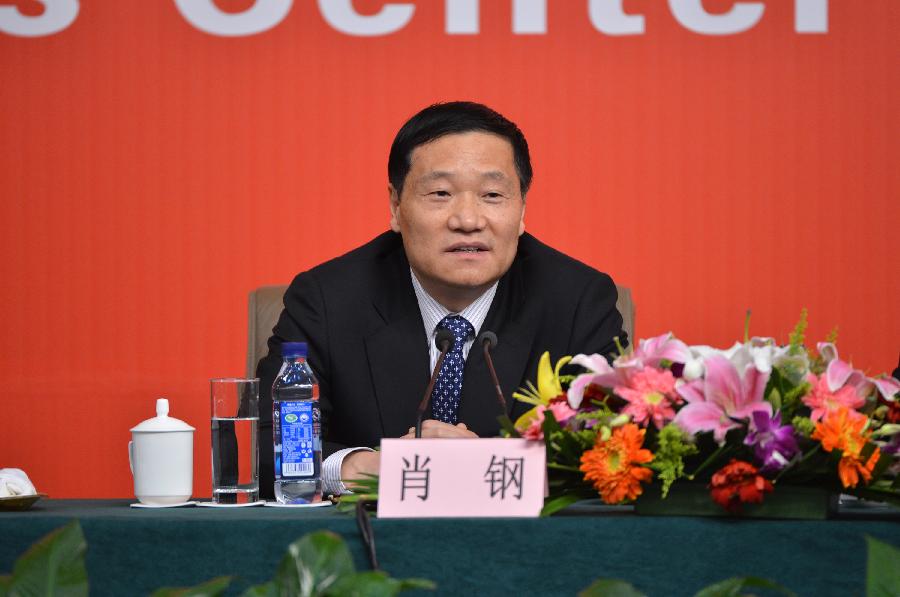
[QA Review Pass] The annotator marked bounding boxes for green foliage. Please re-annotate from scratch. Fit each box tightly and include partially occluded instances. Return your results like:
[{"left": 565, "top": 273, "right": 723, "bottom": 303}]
[
  {"left": 579, "top": 579, "right": 647, "bottom": 597},
  {"left": 693, "top": 576, "right": 796, "bottom": 597},
  {"left": 767, "top": 366, "right": 809, "bottom": 421},
  {"left": 866, "top": 536, "right": 900, "bottom": 597},
  {"left": 539, "top": 491, "right": 598, "bottom": 517},
  {"left": 0, "top": 519, "right": 88, "bottom": 597},
  {"left": 328, "top": 571, "right": 435, "bottom": 596},
  {"left": 242, "top": 530, "right": 434, "bottom": 597},
  {"left": 649, "top": 424, "right": 699, "bottom": 498},
  {"left": 581, "top": 538, "right": 900, "bottom": 596},
  {"left": 782, "top": 381, "right": 811, "bottom": 415},
  {"left": 788, "top": 308, "right": 808, "bottom": 355},
  {"left": 497, "top": 414, "right": 520, "bottom": 438},
  {"left": 336, "top": 474, "right": 380, "bottom": 512},
  {"left": 150, "top": 576, "right": 232, "bottom": 597},
  {"left": 1, "top": 524, "right": 431, "bottom": 597},
  {"left": 791, "top": 416, "right": 815, "bottom": 438},
  {"left": 778, "top": 357, "right": 810, "bottom": 388}
]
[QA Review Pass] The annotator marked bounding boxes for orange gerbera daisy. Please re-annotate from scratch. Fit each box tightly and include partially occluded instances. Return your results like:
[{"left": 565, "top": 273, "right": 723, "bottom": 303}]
[
  {"left": 580, "top": 423, "right": 653, "bottom": 504},
  {"left": 838, "top": 448, "right": 880, "bottom": 488},
  {"left": 812, "top": 407, "right": 880, "bottom": 488}
]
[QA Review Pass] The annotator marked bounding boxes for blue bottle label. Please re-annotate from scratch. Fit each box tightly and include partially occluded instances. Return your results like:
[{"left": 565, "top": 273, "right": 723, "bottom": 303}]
[{"left": 279, "top": 401, "right": 316, "bottom": 477}]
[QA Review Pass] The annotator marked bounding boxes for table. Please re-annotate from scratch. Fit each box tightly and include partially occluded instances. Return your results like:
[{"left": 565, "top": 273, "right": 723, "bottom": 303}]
[{"left": 1, "top": 500, "right": 898, "bottom": 596}]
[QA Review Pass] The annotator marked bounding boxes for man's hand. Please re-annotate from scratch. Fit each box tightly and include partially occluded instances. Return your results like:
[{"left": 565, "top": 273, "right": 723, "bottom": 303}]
[
  {"left": 400, "top": 420, "right": 479, "bottom": 439},
  {"left": 340, "top": 450, "right": 381, "bottom": 488}
]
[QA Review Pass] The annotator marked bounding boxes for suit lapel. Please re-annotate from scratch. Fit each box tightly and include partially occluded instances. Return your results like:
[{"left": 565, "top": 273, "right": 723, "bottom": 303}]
[
  {"left": 458, "top": 257, "right": 537, "bottom": 434},
  {"left": 364, "top": 251, "right": 431, "bottom": 438}
]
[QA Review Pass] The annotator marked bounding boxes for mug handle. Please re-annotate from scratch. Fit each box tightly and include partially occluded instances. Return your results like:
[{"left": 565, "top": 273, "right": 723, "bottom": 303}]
[{"left": 128, "top": 441, "right": 134, "bottom": 476}]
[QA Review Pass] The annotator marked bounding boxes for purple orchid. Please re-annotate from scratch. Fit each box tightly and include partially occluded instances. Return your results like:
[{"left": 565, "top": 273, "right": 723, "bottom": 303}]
[
  {"left": 745, "top": 411, "right": 800, "bottom": 473},
  {"left": 674, "top": 354, "right": 772, "bottom": 444}
]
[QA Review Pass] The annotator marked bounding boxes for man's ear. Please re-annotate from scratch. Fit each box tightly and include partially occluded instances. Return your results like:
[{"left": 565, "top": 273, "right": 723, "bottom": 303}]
[
  {"left": 389, "top": 184, "right": 401, "bottom": 233},
  {"left": 518, "top": 197, "right": 526, "bottom": 236}
]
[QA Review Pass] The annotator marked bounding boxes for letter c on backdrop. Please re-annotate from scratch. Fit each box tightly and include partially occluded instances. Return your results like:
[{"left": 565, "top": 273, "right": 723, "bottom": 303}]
[
  {"left": 173, "top": 0, "right": 292, "bottom": 37},
  {"left": 668, "top": 0, "right": 765, "bottom": 35},
  {"left": 0, "top": 0, "right": 79, "bottom": 37},
  {"left": 318, "top": 0, "right": 414, "bottom": 37}
]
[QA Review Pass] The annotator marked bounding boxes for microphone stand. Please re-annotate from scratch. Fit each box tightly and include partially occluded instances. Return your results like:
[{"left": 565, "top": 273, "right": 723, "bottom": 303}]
[
  {"left": 415, "top": 329, "right": 454, "bottom": 438},
  {"left": 356, "top": 330, "right": 452, "bottom": 571},
  {"left": 478, "top": 331, "right": 506, "bottom": 412},
  {"left": 478, "top": 330, "right": 516, "bottom": 433}
]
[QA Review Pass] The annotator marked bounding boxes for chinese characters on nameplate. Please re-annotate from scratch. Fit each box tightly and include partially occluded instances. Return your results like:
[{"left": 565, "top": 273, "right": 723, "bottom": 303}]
[{"left": 377, "top": 439, "right": 546, "bottom": 518}]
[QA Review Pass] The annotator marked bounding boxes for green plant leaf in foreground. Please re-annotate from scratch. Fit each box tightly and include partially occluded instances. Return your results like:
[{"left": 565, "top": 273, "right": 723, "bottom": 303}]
[
  {"left": 150, "top": 575, "right": 232, "bottom": 597},
  {"left": 274, "top": 530, "right": 355, "bottom": 597},
  {"left": 578, "top": 578, "right": 647, "bottom": 597},
  {"left": 243, "top": 530, "right": 433, "bottom": 597},
  {"left": 337, "top": 473, "right": 380, "bottom": 512},
  {"left": 3, "top": 519, "right": 88, "bottom": 597},
  {"left": 692, "top": 576, "right": 796, "bottom": 597},
  {"left": 327, "top": 571, "right": 435, "bottom": 597},
  {"left": 540, "top": 492, "right": 593, "bottom": 517},
  {"left": 866, "top": 536, "right": 900, "bottom": 597}
]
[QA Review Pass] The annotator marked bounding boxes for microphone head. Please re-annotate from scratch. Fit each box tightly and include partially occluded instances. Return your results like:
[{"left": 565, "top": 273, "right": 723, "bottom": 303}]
[
  {"left": 435, "top": 328, "right": 455, "bottom": 352},
  {"left": 478, "top": 330, "right": 498, "bottom": 350}
]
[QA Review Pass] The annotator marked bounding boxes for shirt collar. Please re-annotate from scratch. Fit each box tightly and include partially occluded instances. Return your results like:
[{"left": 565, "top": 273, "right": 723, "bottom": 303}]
[{"left": 409, "top": 269, "right": 497, "bottom": 338}]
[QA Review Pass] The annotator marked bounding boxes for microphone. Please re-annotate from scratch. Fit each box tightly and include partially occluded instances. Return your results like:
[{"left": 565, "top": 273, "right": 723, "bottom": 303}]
[
  {"left": 477, "top": 330, "right": 506, "bottom": 413},
  {"left": 415, "top": 329, "right": 455, "bottom": 438}
]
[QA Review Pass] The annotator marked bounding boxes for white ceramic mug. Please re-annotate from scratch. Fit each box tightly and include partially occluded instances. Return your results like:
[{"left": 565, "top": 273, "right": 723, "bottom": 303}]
[{"left": 129, "top": 398, "right": 195, "bottom": 505}]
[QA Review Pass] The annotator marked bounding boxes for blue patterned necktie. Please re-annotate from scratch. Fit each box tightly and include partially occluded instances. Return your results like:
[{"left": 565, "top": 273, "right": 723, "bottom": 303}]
[{"left": 430, "top": 315, "right": 474, "bottom": 425}]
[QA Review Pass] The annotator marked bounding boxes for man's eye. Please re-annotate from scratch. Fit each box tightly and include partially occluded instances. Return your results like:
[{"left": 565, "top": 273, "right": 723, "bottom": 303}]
[
  {"left": 483, "top": 192, "right": 504, "bottom": 202},
  {"left": 429, "top": 190, "right": 451, "bottom": 198}
]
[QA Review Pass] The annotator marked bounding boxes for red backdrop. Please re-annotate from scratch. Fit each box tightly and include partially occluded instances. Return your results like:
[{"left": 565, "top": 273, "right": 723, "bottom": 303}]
[{"left": 1, "top": 0, "right": 897, "bottom": 498}]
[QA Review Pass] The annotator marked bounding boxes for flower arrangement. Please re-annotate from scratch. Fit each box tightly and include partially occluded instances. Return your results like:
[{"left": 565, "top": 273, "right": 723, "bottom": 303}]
[{"left": 508, "top": 312, "right": 900, "bottom": 515}]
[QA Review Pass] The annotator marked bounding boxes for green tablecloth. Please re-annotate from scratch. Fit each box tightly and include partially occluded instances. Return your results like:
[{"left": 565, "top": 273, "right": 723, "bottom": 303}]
[{"left": 1, "top": 499, "right": 898, "bottom": 596}]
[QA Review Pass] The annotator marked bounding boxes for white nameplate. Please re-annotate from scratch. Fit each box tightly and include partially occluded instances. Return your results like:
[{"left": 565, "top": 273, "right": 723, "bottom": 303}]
[{"left": 376, "top": 438, "right": 546, "bottom": 518}]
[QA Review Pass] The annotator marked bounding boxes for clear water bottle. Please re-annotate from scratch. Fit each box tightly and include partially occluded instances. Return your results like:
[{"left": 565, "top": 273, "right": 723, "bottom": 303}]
[{"left": 272, "top": 341, "right": 323, "bottom": 504}]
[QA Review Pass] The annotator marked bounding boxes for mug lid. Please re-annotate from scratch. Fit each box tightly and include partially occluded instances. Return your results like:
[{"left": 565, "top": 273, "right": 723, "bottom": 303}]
[{"left": 130, "top": 398, "right": 195, "bottom": 433}]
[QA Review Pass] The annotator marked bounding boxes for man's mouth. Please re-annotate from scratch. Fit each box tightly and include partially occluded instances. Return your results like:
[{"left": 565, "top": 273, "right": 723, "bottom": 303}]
[{"left": 447, "top": 243, "right": 489, "bottom": 253}]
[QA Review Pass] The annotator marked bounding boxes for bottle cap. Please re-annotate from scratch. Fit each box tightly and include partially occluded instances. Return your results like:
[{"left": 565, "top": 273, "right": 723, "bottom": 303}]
[
  {"left": 282, "top": 342, "right": 308, "bottom": 358},
  {"left": 130, "top": 398, "right": 195, "bottom": 433}
]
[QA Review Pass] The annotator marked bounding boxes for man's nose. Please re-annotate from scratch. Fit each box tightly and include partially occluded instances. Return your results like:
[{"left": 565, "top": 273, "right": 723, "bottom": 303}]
[{"left": 447, "top": 193, "right": 485, "bottom": 231}]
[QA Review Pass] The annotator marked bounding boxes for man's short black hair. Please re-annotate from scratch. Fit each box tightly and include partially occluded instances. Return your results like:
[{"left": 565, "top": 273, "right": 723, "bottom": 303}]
[{"left": 388, "top": 101, "right": 533, "bottom": 196}]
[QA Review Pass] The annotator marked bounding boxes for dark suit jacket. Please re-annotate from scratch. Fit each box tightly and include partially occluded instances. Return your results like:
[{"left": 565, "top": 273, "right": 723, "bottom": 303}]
[{"left": 256, "top": 231, "right": 626, "bottom": 498}]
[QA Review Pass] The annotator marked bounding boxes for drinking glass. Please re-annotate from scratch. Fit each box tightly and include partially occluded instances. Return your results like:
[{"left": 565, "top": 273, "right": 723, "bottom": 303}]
[{"left": 210, "top": 378, "right": 259, "bottom": 504}]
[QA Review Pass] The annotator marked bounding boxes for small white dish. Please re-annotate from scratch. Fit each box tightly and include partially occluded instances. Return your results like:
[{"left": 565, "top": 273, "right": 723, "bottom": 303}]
[
  {"left": 196, "top": 500, "right": 266, "bottom": 507},
  {"left": 130, "top": 501, "right": 196, "bottom": 509},
  {"left": 264, "top": 500, "right": 333, "bottom": 508}
]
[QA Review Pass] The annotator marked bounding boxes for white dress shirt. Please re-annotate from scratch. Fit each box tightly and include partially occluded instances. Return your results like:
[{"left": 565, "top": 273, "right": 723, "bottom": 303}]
[{"left": 321, "top": 269, "right": 498, "bottom": 495}]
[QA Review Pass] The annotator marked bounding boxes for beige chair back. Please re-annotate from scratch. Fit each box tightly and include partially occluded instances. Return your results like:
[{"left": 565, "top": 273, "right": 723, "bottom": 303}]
[{"left": 247, "top": 284, "right": 635, "bottom": 377}]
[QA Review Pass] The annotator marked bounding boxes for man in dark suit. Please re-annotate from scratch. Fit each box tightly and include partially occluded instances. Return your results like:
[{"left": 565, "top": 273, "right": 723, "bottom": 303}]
[{"left": 257, "top": 102, "right": 626, "bottom": 499}]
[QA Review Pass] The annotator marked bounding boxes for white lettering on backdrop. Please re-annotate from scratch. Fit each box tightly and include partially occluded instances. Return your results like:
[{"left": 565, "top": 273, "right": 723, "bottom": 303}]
[
  {"left": 588, "top": 0, "right": 644, "bottom": 35},
  {"left": 172, "top": 0, "right": 292, "bottom": 36},
  {"left": 447, "top": 0, "right": 547, "bottom": 34},
  {"left": 0, "top": 1, "right": 831, "bottom": 38},
  {"left": 668, "top": 0, "right": 765, "bottom": 35},
  {"left": 0, "top": 0, "right": 78, "bottom": 37},
  {"left": 318, "top": 0, "right": 415, "bottom": 36}
]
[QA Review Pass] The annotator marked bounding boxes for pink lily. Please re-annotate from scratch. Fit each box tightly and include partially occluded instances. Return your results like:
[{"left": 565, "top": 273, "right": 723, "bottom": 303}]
[
  {"left": 816, "top": 342, "right": 899, "bottom": 402},
  {"left": 674, "top": 354, "right": 772, "bottom": 444},
  {"left": 629, "top": 332, "right": 693, "bottom": 369},
  {"left": 567, "top": 354, "right": 621, "bottom": 409},
  {"left": 567, "top": 333, "right": 691, "bottom": 409}
]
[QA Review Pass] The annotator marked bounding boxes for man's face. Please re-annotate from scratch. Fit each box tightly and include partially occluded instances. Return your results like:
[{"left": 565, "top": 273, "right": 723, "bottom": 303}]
[{"left": 389, "top": 131, "right": 526, "bottom": 309}]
